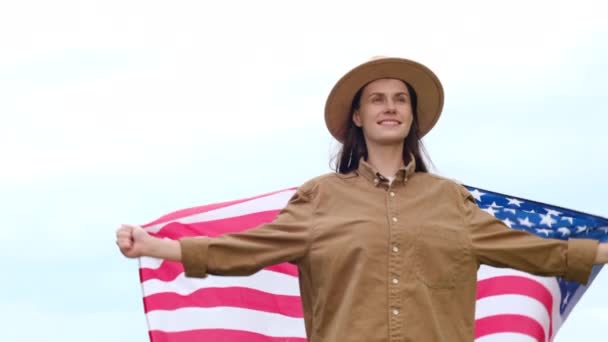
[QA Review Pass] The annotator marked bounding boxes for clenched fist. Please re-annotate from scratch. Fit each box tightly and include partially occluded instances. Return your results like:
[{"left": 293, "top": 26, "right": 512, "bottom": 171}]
[
  {"left": 115, "top": 224, "right": 182, "bottom": 261},
  {"left": 116, "top": 224, "right": 151, "bottom": 258}
]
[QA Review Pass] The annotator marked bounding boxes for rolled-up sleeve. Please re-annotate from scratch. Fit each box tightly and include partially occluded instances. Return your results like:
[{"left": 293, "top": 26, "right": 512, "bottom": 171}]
[
  {"left": 179, "top": 182, "right": 316, "bottom": 278},
  {"left": 461, "top": 188, "right": 598, "bottom": 285}
]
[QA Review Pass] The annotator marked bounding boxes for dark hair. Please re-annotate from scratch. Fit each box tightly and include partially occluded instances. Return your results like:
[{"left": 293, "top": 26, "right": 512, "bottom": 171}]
[{"left": 333, "top": 81, "right": 432, "bottom": 174}]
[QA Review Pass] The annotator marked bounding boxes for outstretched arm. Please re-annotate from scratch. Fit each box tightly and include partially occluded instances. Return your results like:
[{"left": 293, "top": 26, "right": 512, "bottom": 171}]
[
  {"left": 461, "top": 186, "right": 599, "bottom": 285},
  {"left": 116, "top": 183, "right": 316, "bottom": 277}
]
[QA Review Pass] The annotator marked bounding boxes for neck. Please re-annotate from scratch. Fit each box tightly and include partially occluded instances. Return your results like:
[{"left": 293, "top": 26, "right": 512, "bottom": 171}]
[{"left": 365, "top": 141, "right": 405, "bottom": 178}]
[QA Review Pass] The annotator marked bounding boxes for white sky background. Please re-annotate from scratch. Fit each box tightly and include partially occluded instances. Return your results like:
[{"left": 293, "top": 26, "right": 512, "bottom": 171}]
[{"left": 0, "top": 0, "right": 607, "bottom": 340}]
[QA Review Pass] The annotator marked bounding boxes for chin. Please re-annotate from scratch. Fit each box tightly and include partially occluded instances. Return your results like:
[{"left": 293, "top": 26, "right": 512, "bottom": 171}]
[{"left": 374, "top": 135, "right": 408, "bottom": 146}]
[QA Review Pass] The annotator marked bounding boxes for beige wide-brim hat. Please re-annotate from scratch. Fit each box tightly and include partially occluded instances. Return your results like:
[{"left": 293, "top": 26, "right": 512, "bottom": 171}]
[{"left": 324, "top": 57, "right": 444, "bottom": 143}]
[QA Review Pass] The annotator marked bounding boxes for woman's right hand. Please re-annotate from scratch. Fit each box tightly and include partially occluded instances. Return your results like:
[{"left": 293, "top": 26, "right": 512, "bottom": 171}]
[
  {"left": 116, "top": 224, "right": 151, "bottom": 258},
  {"left": 115, "top": 223, "right": 182, "bottom": 261}
]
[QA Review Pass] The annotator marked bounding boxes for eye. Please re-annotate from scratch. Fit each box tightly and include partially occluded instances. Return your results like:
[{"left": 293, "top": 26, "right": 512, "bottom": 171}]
[
  {"left": 371, "top": 96, "right": 383, "bottom": 103},
  {"left": 397, "top": 96, "right": 408, "bottom": 103}
]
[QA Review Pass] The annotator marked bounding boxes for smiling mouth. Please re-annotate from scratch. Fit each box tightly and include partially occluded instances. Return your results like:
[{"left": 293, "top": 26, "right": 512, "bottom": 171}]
[{"left": 377, "top": 119, "right": 401, "bottom": 126}]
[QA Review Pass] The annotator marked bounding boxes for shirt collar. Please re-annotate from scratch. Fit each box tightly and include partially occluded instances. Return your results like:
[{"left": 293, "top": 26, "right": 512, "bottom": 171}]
[{"left": 357, "top": 155, "right": 416, "bottom": 186}]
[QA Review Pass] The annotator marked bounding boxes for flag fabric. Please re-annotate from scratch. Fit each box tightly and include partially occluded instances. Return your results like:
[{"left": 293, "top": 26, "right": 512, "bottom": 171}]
[{"left": 139, "top": 186, "right": 608, "bottom": 342}]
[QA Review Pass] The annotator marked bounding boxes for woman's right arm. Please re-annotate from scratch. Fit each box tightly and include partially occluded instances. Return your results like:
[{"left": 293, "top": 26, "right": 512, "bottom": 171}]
[{"left": 116, "top": 182, "right": 317, "bottom": 277}]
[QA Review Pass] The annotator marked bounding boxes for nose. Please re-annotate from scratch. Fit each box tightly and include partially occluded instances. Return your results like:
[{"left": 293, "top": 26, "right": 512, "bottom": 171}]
[{"left": 385, "top": 99, "right": 397, "bottom": 113}]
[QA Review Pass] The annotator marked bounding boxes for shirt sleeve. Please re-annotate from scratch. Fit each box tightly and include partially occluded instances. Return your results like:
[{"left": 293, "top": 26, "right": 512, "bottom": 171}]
[
  {"left": 178, "top": 182, "right": 316, "bottom": 278},
  {"left": 461, "top": 187, "right": 598, "bottom": 285}
]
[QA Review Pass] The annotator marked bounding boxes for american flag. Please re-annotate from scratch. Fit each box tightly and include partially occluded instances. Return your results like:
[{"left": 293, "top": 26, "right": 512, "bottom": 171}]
[{"left": 139, "top": 186, "right": 608, "bottom": 342}]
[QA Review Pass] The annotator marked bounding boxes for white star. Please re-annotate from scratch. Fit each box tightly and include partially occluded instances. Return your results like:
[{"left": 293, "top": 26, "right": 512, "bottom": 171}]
[
  {"left": 507, "top": 198, "right": 524, "bottom": 207},
  {"left": 502, "top": 218, "right": 515, "bottom": 228},
  {"left": 539, "top": 213, "right": 557, "bottom": 227},
  {"left": 561, "top": 216, "right": 574, "bottom": 224},
  {"left": 524, "top": 209, "right": 536, "bottom": 214},
  {"left": 470, "top": 189, "right": 486, "bottom": 201},
  {"left": 503, "top": 208, "right": 516, "bottom": 214},
  {"left": 557, "top": 227, "right": 571, "bottom": 237},
  {"left": 599, "top": 227, "right": 608, "bottom": 234},
  {"left": 576, "top": 226, "right": 588, "bottom": 234},
  {"left": 518, "top": 217, "right": 535, "bottom": 228},
  {"left": 482, "top": 206, "right": 499, "bottom": 216},
  {"left": 490, "top": 201, "right": 503, "bottom": 209},
  {"left": 544, "top": 208, "right": 563, "bottom": 216},
  {"left": 536, "top": 228, "right": 552, "bottom": 236},
  {"left": 563, "top": 292, "right": 570, "bottom": 306}
]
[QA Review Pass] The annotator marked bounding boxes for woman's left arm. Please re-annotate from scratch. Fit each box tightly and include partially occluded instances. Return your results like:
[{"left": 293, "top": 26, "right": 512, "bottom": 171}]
[{"left": 460, "top": 186, "right": 599, "bottom": 285}]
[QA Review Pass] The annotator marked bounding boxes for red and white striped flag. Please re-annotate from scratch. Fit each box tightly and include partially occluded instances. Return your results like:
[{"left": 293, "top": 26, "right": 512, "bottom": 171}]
[{"left": 139, "top": 186, "right": 606, "bottom": 342}]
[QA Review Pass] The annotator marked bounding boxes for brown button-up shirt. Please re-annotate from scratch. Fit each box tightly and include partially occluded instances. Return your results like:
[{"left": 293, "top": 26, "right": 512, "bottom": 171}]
[{"left": 179, "top": 159, "right": 598, "bottom": 342}]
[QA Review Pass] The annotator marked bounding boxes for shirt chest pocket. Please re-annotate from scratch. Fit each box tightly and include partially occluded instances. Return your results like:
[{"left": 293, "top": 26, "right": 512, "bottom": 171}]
[{"left": 413, "top": 226, "right": 469, "bottom": 289}]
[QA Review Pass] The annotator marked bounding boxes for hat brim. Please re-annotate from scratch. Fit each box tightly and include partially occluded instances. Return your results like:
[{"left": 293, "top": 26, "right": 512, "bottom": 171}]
[{"left": 324, "top": 58, "right": 444, "bottom": 143}]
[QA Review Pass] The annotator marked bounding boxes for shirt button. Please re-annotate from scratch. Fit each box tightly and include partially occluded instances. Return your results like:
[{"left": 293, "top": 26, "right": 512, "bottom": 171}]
[
  {"left": 389, "top": 192, "right": 395, "bottom": 197},
  {"left": 374, "top": 178, "right": 380, "bottom": 184},
  {"left": 392, "top": 278, "right": 399, "bottom": 284},
  {"left": 392, "top": 246, "right": 399, "bottom": 253},
  {"left": 392, "top": 217, "right": 398, "bottom": 223},
  {"left": 392, "top": 309, "right": 400, "bottom": 316}
]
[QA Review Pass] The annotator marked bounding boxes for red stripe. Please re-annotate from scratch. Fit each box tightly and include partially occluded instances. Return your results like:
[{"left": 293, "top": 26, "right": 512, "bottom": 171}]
[
  {"left": 140, "top": 259, "right": 298, "bottom": 282},
  {"left": 143, "top": 287, "right": 304, "bottom": 317},
  {"left": 475, "top": 314, "right": 545, "bottom": 341},
  {"left": 150, "top": 210, "right": 281, "bottom": 238},
  {"left": 140, "top": 260, "right": 184, "bottom": 282},
  {"left": 150, "top": 329, "right": 306, "bottom": 342},
  {"left": 142, "top": 188, "right": 294, "bottom": 228},
  {"left": 477, "top": 275, "right": 554, "bottom": 337}
]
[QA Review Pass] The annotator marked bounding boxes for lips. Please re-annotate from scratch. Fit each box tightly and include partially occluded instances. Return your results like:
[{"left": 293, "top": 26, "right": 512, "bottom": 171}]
[{"left": 377, "top": 119, "right": 401, "bottom": 126}]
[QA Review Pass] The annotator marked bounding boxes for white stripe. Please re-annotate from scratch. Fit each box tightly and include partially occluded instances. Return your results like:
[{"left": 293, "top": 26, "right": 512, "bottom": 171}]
[
  {"left": 478, "top": 265, "right": 557, "bottom": 282},
  {"left": 147, "top": 306, "right": 307, "bottom": 337},
  {"left": 145, "top": 190, "right": 295, "bottom": 233},
  {"left": 478, "top": 265, "right": 563, "bottom": 331},
  {"left": 142, "top": 269, "right": 300, "bottom": 296},
  {"left": 475, "top": 294, "right": 550, "bottom": 340},
  {"left": 140, "top": 256, "right": 164, "bottom": 269},
  {"left": 475, "top": 332, "right": 537, "bottom": 342}
]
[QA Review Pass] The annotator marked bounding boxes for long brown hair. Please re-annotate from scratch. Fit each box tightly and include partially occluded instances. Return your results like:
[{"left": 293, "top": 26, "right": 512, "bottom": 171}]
[{"left": 333, "top": 81, "right": 431, "bottom": 174}]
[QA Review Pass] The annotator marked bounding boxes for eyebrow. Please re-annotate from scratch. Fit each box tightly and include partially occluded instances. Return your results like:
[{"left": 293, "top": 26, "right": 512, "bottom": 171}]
[{"left": 367, "top": 92, "right": 410, "bottom": 98}]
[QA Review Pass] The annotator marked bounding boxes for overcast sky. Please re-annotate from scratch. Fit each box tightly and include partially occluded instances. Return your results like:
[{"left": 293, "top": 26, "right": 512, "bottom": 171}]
[{"left": 1, "top": 0, "right": 607, "bottom": 341}]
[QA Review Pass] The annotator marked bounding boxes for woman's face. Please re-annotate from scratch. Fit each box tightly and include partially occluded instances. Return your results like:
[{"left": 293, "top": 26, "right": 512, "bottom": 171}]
[{"left": 353, "top": 78, "right": 413, "bottom": 147}]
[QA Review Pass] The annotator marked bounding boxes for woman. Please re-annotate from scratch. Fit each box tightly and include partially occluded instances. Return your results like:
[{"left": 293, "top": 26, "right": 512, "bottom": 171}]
[{"left": 116, "top": 57, "right": 608, "bottom": 342}]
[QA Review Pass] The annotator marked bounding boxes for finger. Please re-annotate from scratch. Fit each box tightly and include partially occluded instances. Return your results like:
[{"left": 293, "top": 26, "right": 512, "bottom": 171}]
[
  {"left": 121, "top": 224, "right": 139, "bottom": 231},
  {"left": 116, "top": 240, "right": 128, "bottom": 249},
  {"left": 116, "top": 238, "right": 132, "bottom": 248},
  {"left": 117, "top": 230, "right": 132, "bottom": 239},
  {"left": 117, "top": 234, "right": 132, "bottom": 243},
  {"left": 117, "top": 237, "right": 133, "bottom": 249}
]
